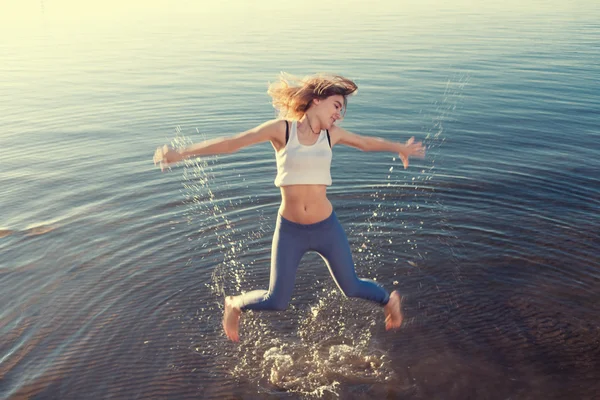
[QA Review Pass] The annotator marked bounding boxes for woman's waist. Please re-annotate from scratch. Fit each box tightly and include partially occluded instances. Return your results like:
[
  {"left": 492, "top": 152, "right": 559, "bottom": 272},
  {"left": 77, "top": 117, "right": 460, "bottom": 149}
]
[{"left": 279, "top": 185, "right": 332, "bottom": 224}]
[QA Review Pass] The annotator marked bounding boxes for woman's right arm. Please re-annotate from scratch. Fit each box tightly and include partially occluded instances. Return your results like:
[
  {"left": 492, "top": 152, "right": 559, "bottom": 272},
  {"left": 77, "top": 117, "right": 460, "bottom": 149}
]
[{"left": 153, "top": 119, "right": 284, "bottom": 170}]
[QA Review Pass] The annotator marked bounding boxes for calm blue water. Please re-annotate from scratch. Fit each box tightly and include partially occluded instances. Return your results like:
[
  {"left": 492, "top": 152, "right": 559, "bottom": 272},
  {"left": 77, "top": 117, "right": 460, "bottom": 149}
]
[{"left": 2, "top": 1, "right": 599, "bottom": 399}]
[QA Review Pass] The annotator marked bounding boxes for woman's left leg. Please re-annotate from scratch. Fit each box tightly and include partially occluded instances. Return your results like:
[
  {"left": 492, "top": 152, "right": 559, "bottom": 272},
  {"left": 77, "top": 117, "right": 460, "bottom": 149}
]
[
  {"left": 313, "top": 213, "right": 390, "bottom": 305},
  {"left": 312, "top": 212, "right": 403, "bottom": 329}
]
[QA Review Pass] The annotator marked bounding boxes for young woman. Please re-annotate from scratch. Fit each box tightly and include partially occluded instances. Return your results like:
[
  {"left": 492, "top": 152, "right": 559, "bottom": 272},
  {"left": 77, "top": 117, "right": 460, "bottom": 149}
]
[{"left": 153, "top": 74, "right": 425, "bottom": 342}]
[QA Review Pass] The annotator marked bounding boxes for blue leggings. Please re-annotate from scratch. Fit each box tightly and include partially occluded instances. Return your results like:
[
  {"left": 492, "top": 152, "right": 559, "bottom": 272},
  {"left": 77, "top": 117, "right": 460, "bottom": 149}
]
[{"left": 235, "top": 211, "right": 390, "bottom": 311}]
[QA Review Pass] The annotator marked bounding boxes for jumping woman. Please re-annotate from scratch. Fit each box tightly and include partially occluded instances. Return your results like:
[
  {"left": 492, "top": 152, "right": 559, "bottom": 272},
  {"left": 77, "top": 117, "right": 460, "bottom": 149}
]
[{"left": 153, "top": 73, "right": 426, "bottom": 342}]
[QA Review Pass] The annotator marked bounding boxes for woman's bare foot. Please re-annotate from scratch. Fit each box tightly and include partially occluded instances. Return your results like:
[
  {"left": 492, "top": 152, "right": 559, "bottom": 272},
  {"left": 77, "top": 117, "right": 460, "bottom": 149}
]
[
  {"left": 223, "top": 296, "right": 242, "bottom": 342},
  {"left": 384, "top": 291, "right": 403, "bottom": 330}
]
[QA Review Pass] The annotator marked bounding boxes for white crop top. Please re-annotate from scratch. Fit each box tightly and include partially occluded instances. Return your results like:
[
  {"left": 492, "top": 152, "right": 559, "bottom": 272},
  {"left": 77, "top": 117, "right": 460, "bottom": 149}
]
[{"left": 274, "top": 121, "right": 332, "bottom": 187}]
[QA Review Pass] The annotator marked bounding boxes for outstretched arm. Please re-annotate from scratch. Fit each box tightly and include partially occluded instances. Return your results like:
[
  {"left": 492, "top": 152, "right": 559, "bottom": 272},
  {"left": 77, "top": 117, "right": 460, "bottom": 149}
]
[
  {"left": 330, "top": 125, "right": 425, "bottom": 169},
  {"left": 153, "top": 119, "right": 284, "bottom": 171}
]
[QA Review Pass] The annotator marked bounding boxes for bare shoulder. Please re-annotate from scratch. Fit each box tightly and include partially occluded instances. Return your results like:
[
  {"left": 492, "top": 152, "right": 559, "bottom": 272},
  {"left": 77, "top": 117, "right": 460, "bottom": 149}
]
[
  {"left": 250, "top": 118, "right": 285, "bottom": 135},
  {"left": 328, "top": 124, "right": 354, "bottom": 147},
  {"left": 242, "top": 118, "right": 286, "bottom": 142},
  {"left": 259, "top": 119, "right": 287, "bottom": 149},
  {"left": 329, "top": 125, "right": 348, "bottom": 147},
  {"left": 226, "top": 119, "right": 287, "bottom": 151},
  {"left": 258, "top": 118, "right": 286, "bottom": 131}
]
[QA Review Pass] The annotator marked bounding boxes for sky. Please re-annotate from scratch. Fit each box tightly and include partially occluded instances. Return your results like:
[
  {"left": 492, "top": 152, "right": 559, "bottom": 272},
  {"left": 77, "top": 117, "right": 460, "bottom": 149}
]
[{"left": 2, "top": 0, "right": 591, "bottom": 30}]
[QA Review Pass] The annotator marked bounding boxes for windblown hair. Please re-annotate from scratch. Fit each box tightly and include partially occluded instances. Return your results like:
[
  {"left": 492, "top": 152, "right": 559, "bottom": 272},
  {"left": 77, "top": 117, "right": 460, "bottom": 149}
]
[{"left": 267, "top": 73, "right": 358, "bottom": 120}]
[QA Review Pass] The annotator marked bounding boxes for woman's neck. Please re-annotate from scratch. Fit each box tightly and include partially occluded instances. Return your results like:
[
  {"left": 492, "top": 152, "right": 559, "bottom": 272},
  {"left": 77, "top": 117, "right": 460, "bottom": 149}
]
[{"left": 299, "top": 113, "right": 321, "bottom": 135}]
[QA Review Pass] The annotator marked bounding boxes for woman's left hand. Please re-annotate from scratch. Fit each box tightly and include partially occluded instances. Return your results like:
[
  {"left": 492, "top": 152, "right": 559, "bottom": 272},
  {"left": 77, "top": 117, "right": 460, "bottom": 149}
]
[{"left": 399, "top": 137, "right": 426, "bottom": 169}]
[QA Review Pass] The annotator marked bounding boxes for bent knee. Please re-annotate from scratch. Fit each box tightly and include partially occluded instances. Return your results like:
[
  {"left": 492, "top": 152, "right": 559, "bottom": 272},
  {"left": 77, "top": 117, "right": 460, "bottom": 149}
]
[{"left": 339, "top": 283, "right": 362, "bottom": 299}]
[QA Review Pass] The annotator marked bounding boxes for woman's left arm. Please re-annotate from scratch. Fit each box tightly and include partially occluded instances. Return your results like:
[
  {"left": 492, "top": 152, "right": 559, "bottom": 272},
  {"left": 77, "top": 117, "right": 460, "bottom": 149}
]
[{"left": 330, "top": 125, "right": 426, "bottom": 169}]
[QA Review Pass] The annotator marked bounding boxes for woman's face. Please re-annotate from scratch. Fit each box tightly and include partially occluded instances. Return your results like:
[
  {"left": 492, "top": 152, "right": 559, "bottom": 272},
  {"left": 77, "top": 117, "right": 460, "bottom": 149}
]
[{"left": 313, "top": 95, "right": 344, "bottom": 129}]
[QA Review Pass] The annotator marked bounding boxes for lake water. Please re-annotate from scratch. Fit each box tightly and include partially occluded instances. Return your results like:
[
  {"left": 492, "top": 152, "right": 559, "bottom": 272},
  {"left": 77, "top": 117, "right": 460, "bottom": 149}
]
[{"left": 1, "top": 1, "right": 599, "bottom": 399}]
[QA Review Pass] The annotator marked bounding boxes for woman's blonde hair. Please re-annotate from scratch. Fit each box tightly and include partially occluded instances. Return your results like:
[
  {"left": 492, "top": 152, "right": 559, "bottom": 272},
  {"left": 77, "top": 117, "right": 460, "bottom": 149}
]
[{"left": 267, "top": 73, "right": 358, "bottom": 120}]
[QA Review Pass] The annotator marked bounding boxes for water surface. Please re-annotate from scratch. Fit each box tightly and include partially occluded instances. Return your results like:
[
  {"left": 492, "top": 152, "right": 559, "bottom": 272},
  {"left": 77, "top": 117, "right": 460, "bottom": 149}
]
[{"left": 1, "top": 1, "right": 599, "bottom": 399}]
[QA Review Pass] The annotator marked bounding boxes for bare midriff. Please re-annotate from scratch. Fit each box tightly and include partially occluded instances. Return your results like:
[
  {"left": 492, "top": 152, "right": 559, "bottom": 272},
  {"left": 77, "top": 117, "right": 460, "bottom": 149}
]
[{"left": 279, "top": 185, "right": 333, "bottom": 224}]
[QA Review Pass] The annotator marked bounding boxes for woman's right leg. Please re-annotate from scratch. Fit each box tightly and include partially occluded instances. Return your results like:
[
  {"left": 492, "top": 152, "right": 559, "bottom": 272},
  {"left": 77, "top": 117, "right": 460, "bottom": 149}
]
[
  {"left": 224, "top": 218, "right": 306, "bottom": 340},
  {"left": 233, "top": 217, "right": 307, "bottom": 311}
]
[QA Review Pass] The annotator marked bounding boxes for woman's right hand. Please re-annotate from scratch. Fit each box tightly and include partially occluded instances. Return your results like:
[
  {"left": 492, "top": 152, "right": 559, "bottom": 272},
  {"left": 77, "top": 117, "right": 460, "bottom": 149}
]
[{"left": 153, "top": 145, "right": 185, "bottom": 171}]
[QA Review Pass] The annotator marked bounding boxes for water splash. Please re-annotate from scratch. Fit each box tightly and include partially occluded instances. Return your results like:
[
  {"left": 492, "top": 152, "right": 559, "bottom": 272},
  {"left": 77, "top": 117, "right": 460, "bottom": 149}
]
[
  {"left": 425, "top": 73, "right": 471, "bottom": 146},
  {"left": 230, "top": 291, "right": 398, "bottom": 397},
  {"left": 353, "top": 73, "right": 470, "bottom": 269},
  {"left": 173, "top": 127, "right": 259, "bottom": 298}
]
